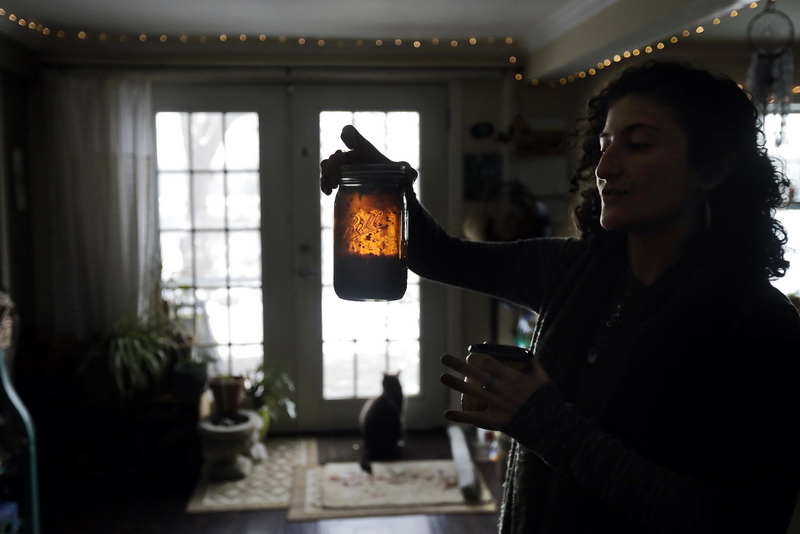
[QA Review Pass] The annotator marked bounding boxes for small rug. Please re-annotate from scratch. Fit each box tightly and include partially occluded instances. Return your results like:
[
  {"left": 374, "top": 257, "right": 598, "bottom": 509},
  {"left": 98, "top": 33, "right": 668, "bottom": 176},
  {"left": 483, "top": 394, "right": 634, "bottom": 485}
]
[
  {"left": 287, "top": 459, "right": 497, "bottom": 521},
  {"left": 317, "top": 428, "right": 452, "bottom": 464},
  {"left": 186, "top": 436, "right": 318, "bottom": 512}
]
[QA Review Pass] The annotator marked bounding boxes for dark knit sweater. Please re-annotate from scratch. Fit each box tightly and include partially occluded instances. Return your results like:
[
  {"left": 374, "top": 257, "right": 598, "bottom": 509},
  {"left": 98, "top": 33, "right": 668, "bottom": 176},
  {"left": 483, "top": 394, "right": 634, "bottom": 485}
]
[{"left": 407, "top": 193, "right": 800, "bottom": 533}]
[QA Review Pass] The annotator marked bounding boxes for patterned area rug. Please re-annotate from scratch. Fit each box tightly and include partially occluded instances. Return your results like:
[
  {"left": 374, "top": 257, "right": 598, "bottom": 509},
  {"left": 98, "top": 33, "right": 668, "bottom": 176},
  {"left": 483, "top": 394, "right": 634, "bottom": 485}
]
[
  {"left": 287, "top": 460, "right": 497, "bottom": 521},
  {"left": 186, "top": 436, "right": 317, "bottom": 512}
]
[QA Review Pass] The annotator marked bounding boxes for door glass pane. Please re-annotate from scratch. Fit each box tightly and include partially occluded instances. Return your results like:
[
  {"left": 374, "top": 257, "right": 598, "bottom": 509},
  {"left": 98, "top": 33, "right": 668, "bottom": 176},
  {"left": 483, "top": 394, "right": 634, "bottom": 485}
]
[
  {"left": 193, "top": 172, "right": 225, "bottom": 228},
  {"left": 191, "top": 113, "right": 225, "bottom": 170},
  {"left": 158, "top": 172, "right": 191, "bottom": 229},
  {"left": 319, "top": 111, "right": 421, "bottom": 399},
  {"left": 155, "top": 112, "right": 190, "bottom": 171},
  {"left": 227, "top": 172, "right": 261, "bottom": 228},
  {"left": 224, "top": 113, "right": 260, "bottom": 170}
]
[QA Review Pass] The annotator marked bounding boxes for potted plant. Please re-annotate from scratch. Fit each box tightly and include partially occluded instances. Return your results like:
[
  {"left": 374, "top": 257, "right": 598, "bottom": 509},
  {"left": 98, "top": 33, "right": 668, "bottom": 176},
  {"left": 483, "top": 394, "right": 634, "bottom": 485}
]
[
  {"left": 155, "top": 286, "right": 220, "bottom": 399},
  {"left": 244, "top": 362, "right": 297, "bottom": 439},
  {"left": 172, "top": 345, "right": 216, "bottom": 399},
  {"left": 84, "top": 312, "right": 178, "bottom": 402}
]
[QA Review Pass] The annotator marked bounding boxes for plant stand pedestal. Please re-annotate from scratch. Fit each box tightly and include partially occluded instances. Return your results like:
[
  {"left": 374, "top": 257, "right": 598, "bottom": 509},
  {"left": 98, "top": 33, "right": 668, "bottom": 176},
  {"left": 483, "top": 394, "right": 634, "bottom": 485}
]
[{"left": 197, "top": 410, "right": 264, "bottom": 481}]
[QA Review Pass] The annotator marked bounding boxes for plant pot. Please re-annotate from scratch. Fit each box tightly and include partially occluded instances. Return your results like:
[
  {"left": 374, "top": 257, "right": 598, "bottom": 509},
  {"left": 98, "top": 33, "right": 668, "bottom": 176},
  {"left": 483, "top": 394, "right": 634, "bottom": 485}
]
[
  {"left": 173, "top": 362, "right": 208, "bottom": 399},
  {"left": 209, "top": 375, "right": 246, "bottom": 418}
]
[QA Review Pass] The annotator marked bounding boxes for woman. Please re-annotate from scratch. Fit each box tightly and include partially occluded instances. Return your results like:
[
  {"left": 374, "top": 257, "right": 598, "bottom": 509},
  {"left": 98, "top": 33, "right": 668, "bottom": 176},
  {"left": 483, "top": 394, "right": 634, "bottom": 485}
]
[{"left": 320, "top": 61, "right": 800, "bottom": 533}]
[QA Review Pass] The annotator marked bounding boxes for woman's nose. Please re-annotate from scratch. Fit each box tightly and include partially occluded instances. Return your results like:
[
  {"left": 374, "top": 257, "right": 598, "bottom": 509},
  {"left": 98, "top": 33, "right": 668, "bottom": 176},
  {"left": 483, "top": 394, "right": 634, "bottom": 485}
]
[{"left": 595, "top": 149, "right": 621, "bottom": 181}]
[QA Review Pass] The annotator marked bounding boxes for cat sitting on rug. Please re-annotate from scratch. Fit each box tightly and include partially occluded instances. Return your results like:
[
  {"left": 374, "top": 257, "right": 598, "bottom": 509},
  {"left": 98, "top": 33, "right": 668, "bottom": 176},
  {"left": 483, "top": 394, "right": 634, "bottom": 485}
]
[{"left": 359, "top": 372, "right": 405, "bottom": 473}]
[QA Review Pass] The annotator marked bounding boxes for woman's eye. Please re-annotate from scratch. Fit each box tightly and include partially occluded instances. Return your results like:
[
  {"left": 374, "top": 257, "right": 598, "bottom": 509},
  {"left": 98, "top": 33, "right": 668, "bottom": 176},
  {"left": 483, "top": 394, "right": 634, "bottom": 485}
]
[{"left": 629, "top": 141, "right": 651, "bottom": 150}]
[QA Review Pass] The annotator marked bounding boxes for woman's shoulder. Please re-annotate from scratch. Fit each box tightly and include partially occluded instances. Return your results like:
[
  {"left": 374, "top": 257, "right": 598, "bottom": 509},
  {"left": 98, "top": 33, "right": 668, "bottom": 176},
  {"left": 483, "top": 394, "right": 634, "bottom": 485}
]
[
  {"left": 720, "top": 280, "right": 800, "bottom": 358},
  {"left": 736, "top": 280, "right": 800, "bottom": 322}
]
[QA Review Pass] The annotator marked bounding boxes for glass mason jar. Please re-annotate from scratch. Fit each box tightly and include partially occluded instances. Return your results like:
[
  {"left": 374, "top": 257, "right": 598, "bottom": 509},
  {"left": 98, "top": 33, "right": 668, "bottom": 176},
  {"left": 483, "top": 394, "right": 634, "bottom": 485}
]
[{"left": 333, "top": 163, "right": 410, "bottom": 301}]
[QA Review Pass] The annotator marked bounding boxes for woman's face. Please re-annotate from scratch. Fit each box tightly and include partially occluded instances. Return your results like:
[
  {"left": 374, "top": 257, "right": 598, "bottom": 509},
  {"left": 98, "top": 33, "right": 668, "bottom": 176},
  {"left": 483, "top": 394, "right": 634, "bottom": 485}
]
[{"left": 595, "top": 94, "right": 704, "bottom": 239}]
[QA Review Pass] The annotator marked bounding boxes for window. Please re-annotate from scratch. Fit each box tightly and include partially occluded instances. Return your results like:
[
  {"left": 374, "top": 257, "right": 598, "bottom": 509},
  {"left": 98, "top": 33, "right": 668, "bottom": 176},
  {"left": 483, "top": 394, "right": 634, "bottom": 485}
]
[
  {"left": 768, "top": 111, "right": 800, "bottom": 296},
  {"left": 155, "top": 111, "right": 263, "bottom": 376}
]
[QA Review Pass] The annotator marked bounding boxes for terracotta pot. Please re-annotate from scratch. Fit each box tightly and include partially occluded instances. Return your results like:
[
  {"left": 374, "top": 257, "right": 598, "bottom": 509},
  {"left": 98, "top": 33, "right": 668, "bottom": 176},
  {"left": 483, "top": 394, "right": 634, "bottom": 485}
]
[{"left": 208, "top": 375, "right": 245, "bottom": 418}]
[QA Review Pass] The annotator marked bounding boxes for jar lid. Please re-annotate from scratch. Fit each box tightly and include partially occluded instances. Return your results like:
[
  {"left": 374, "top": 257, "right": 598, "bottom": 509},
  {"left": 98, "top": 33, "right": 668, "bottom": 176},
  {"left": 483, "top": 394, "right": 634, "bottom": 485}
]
[{"left": 339, "top": 163, "right": 410, "bottom": 186}]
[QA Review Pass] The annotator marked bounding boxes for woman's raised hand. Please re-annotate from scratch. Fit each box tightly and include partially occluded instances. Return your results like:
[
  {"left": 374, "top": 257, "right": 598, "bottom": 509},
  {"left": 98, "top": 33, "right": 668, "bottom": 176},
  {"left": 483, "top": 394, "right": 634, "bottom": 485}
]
[{"left": 319, "top": 125, "right": 418, "bottom": 195}]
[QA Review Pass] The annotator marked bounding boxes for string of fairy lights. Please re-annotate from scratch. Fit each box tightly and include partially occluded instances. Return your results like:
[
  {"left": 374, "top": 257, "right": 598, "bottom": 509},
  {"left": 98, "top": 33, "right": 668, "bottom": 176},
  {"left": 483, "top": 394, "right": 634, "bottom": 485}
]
[
  {"left": 522, "top": 1, "right": 797, "bottom": 89},
  {"left": 0, "top": 6, "right": 517, "bottom": 51},
  {"left": 0, "top": 0, "right": 798, "bottom": 91}
]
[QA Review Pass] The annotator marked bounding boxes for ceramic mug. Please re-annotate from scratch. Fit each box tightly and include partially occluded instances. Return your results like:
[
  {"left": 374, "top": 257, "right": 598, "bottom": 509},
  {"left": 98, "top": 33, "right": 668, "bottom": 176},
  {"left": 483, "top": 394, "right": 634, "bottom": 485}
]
[{"left": 461, "top": 343, "right": 533, "bottom": 411}]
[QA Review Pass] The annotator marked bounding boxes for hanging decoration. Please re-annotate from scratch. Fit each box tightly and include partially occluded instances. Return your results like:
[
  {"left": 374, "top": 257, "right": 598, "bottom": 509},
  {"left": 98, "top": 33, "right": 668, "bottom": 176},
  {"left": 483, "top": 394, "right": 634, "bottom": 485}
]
[{"left": 746, "top": 0, "right": 794, "bottom": 145}]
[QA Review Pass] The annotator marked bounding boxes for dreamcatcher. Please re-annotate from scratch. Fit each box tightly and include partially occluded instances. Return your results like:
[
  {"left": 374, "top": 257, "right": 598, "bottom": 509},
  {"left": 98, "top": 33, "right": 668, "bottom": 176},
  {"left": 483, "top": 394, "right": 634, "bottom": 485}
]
[{"left": 746, "top": 0, "right": 795, "bottom": 146}]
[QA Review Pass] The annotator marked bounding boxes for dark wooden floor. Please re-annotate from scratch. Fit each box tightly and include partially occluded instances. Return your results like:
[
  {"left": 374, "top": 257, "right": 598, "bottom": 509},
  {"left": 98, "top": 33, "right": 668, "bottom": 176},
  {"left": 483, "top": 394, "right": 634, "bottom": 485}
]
[{"left": 39, "top": 430, "right": 504, "bottom": 534}]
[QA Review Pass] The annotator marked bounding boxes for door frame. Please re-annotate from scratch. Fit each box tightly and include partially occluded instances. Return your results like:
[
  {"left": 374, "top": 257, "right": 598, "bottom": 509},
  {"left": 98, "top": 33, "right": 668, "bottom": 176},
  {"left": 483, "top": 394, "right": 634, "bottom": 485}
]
[{"left": 289, "top": 82, "right": 453, "bottom": 432}]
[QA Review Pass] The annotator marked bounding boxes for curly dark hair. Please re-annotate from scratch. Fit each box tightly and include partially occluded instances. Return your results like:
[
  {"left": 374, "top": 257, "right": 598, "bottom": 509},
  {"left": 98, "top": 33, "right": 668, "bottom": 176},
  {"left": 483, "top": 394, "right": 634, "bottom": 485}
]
[{"left": 570, "top": 60, "right": 790, "bottom": 279}]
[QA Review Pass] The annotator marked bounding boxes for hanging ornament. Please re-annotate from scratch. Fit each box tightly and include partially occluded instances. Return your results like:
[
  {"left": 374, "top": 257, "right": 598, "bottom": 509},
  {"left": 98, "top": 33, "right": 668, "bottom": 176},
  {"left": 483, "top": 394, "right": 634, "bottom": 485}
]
[{"left": 746, "top": 0, "right": 795, "bottom": 146}]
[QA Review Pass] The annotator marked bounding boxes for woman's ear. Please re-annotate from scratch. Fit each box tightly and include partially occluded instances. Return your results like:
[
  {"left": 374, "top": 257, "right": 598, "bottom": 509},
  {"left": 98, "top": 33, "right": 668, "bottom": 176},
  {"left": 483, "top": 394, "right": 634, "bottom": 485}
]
[{"left": 698, "top": 152, "right": 734, "bottom": 193}]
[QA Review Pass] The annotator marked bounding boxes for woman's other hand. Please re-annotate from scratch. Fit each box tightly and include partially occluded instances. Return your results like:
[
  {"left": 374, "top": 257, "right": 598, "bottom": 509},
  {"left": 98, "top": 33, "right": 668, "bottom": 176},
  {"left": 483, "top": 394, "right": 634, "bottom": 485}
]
[
  {"left": 440, "top": 352, "right": 551, "bottom": 431},
  {"left": 319, "top": 125, "right": 418, "bottom": 195}
]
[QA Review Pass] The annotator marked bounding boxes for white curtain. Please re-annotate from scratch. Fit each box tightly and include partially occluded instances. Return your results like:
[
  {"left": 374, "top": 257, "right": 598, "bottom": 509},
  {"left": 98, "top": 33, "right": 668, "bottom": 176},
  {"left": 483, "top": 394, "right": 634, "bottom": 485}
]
[{"left": 42, "top": 72, "right": 158, "bottom": 342}]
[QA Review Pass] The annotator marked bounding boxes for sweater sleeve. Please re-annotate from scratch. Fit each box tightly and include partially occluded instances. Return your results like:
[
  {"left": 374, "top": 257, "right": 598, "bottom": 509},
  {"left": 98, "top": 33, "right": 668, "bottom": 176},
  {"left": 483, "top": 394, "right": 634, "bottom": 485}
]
[
  {"left": 504, "top": 294, "right": 800, "bottom": 533},
  {"left": 406, "top": 190, "right": 581, "bottom": 311}
]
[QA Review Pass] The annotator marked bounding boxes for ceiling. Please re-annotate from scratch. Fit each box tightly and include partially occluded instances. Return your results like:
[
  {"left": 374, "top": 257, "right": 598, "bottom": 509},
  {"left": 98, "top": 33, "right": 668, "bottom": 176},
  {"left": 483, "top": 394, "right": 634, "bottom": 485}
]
[{"left": 0, "top": 0, "right": 796, "bottom": 80}]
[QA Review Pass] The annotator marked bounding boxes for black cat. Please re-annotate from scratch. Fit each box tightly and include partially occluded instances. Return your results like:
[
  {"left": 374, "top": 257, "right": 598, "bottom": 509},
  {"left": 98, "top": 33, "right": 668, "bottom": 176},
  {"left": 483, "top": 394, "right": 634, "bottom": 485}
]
[{"left": 359, "top": 372, "right": 405, "bottom": 473}]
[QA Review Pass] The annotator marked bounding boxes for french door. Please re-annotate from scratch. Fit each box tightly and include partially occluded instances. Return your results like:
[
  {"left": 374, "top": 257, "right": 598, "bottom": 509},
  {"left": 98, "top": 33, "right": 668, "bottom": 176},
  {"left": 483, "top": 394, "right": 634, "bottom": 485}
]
[{"left": 153, "top": 81, "right": 451, "bottom": 432}]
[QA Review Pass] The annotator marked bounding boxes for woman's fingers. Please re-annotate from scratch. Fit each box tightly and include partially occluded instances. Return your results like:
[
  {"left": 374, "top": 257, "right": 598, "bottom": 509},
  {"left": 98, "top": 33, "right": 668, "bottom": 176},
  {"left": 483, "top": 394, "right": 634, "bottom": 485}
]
[
  {"left": 440, "top": 368, "right": 485, "bottom": 398},
  {"left": 321, "top": 125, "right": 419, "bottom": 195},
  {"left": 341, "top": 125, "right": 374, "bottom": 152},
  {"left": 397, "top": 161, "right": 419, "bottom": 182},
  {"left": 319, "top": 150, "right": 348, "bottom": 195},
  {"left": 439, "top": 351, "right": 551, "bottom": 431}
]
